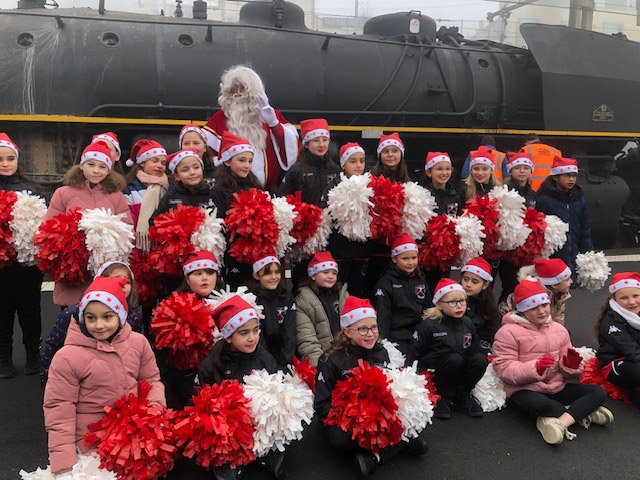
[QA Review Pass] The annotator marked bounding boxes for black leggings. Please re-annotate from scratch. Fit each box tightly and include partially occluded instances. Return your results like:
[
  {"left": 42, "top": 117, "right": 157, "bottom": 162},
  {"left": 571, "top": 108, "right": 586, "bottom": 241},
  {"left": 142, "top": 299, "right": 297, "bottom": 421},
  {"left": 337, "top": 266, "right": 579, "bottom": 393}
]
[
  {"left": 326, "top": 426, "right": 419, "bottom": 463},
  {"left": 607, "top": 360, "right": 640, "bottom": 388},
  {"left": 509, "top": 383, "right": 607, "bottom": 422},
  {"left": 433, "top": 352, "right": 488, "bottom": 399}
]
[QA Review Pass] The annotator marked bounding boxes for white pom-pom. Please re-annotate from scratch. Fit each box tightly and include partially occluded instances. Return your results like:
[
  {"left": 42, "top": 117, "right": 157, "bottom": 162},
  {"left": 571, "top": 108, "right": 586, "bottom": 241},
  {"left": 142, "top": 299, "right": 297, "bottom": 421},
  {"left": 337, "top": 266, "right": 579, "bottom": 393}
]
[
  {"left": 573, "top": 346, "right": 596, "bottom": 365},
  {"left": 471, "top": 362, "right": 507, "bottom": 412},
  {"left": 125, "top": 158, "right": 134, "bottom": 168},
  {"left": 454, "top": 215, "right": 486, "bottom": 266},
  {"left": 9, "top": 191, "right": 47, "bottom": 265},
  {"left": 402, "top": 182, "right": 437, "bottom": 240},
  {"left": 271, "top": 196, "right": 297, "bottom": 257},
  {"left": 78, "top": 208, "right": 135, "bottom": 274},
  {"left": 243, "top": 370, "right": 314, "bottom": 457},
  {"left": 326, "top": 172, "right": 373, "bottom": 241},
  {"left": 301, "top": 208, "right": 331, "bottom": 255},
  {"left": 517, "top": 264, "right": 538, "bottom": 282},
  {"left": 541, "top": 215, "right": 569, "bottom": 258},
  {"left": 381, "top": 339, "right": 406, "bottom": 370},
  {"left": 19, "top": 452, "right": 116, "bottom": 479},
  {"left": 488, "top": 185, "right": 530, "bottom": 251},
  {"left": 206, "top": 285, "right": 263, "bottom": 318},
  {"left": 575, "top": 251, "right": 611, "bottom": 292},
  {"left": 384, "top": 363, "right": 433, "bottom": 440},
  {"left": 191, "top": 207, "right": 226, "bottom": 265}
]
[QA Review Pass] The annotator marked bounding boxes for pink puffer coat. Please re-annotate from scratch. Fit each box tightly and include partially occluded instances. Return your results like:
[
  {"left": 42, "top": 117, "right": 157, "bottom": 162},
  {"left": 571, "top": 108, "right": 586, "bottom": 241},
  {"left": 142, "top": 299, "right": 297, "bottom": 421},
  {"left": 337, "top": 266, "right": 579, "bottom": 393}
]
[
  {"left": 492, "top": 312, "right": 582, "bottom": 397},
  {"left": 43, "top": 319, "right": 164, "bottom": 475}
]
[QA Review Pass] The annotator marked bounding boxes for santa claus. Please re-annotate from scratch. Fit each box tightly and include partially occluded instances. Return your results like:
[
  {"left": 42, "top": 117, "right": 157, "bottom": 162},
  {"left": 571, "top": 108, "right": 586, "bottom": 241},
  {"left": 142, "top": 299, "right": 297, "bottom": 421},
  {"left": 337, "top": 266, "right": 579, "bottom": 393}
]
[{"left": 203, "top": 65, "right": 299, "bottom": 189}]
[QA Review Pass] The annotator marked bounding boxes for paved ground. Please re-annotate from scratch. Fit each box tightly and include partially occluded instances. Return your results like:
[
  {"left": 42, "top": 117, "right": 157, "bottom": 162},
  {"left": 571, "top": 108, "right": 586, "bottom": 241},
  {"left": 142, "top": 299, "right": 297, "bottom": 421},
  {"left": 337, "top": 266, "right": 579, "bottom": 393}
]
[{"left": 3, "top": 262, "right": 640, "bottom": 480}]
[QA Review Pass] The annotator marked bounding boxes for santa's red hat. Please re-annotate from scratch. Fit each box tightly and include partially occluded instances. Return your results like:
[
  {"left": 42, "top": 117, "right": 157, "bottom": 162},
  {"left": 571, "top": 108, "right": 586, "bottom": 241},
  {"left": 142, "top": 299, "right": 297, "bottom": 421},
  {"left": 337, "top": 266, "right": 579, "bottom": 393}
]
[
  {"left": 92, "top": 132, "right": 121, "bottom": 154},
  {"left": 252, "top": 254, "right": 280, "bottom": 274},
  {"left": 127, "top": 139, "right": 167, "bottom": 167},
  {"left": 95, "top": 261, "right": 134, "bottom": 281},
  {"left": 550, "top": 156, "right": 578, "bottom": 176},
  {"left": 514, "top": 279, "right": 550, "bottom": 312},
  {"left": 81, "top": 141, "right": 113, "bottom": 170},
  {"left": 307, "top": 251, "right": 338, "bottom": 277},
  {"left": 300, "top": 118, "right": 330, "bottom": 145},
  {"left": 219, "top": 131, "right": 254, "bottom": 164},
  {"left": 182, "top": 250, "right": 219, "bottom": 276},
  {"left": 179, "top": 123, "right": 206, "bottom": 147},
  {"left": 425, "top": 151, "right": 450, "bottom": 171},
  {"left": 340, "top": 296, "right": 377, "bottom": 328},
  {"left": 461, "top": 257, "right": 493, "bottom": 282},
  {"left": 506, "top": 151, "right": 534, "bottom": 173},
  {"left": 469, "top": 146, "right": 495, "bottom": 170},
  {"left": 339, "top": 142, "right": 364, "bottom": 169},
  {"left": 0, "top": 133, "right": 19, "bottom": 158},
  {"left": 212, "top": 294, "right": 259, "bottom": 338},
  {"left": 167, "top": 150, "right": 202, "bottom": 173},
  {"left": 78, "top": 276, "right": 129, "bottom": 326},
  {"left": 377, "top": 132, "right": 404, "bottom": 157},
  {"left": 433, "top": 278, "right": 465, "bottom": 304},
  {"left": 533, "top": 258, "right": 571, "bottom": 285},
  {"left": 391, "top": 232, "right": 418, "bottom": 257},
  {"left": 609, "top": 272, "right": 640, "bottom": 294}
]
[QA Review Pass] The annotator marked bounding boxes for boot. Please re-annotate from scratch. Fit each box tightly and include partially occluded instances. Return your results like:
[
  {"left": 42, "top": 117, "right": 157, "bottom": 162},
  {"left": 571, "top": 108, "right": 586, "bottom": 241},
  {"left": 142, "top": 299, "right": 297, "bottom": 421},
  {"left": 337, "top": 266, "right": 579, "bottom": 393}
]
[
  {"left": 404, "top": 433, "right": 429, "bottom": 456},
  {"left": 213, "top": 465, "right": 238, "bottom": 480},
  {"left": 259, "top": 450, "right": 284, "bottom": 480},
  {"left": 24, "top": 350, "right": 40, "bottom": 375},
  {"left": 0, "top": 358, "right": 17, "bottom": 379},
  {"left": 354, "top": 451, "right": 378, "bottom": 480},
  {"left": 434, "top": 396, "right": 451, "bottom": 419}
]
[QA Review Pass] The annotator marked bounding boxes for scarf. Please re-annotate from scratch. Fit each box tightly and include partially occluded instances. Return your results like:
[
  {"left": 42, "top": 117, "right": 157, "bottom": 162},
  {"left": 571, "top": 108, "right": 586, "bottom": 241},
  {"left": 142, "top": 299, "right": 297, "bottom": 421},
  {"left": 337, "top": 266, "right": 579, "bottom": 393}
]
[{"left": 609, "top": 298, "right": 640, "bottom": 331}]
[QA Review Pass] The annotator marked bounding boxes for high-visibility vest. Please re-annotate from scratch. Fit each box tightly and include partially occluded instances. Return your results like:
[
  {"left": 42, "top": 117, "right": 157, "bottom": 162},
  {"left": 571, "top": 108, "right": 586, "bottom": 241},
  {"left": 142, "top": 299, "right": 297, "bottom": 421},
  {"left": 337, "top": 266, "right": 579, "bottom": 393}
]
[
  {"left": 520, "top": 143, "right": 562, "bottom": 191},
  {"left": 469, "top": 148, "right": 507, "bottom": 181}
]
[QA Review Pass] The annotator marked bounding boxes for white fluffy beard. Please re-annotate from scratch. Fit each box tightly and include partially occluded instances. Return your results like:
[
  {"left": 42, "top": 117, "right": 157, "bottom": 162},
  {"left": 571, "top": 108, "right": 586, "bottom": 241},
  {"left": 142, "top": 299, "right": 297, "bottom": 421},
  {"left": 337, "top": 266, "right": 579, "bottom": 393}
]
[{"left": 222, "top": 95, "right": 267, "bottom": 151}]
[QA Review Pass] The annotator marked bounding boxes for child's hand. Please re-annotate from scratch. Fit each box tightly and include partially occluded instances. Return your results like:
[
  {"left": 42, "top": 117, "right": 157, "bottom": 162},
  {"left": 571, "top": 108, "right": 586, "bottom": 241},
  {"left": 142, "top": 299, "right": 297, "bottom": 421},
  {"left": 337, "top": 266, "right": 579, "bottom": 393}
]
[
  {"left": 536, "top": 355, "right": 555, "bottom": 375},
  {"left": 563, "top": 348, "right": 582, "bottom": 369}
]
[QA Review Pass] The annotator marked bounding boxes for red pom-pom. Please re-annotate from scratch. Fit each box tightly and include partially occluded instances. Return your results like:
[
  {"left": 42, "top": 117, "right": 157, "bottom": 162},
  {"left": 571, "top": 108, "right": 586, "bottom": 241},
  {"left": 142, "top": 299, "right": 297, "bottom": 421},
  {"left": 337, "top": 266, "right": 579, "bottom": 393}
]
[
  {"left": 418, "top": 215, "right": 460, "bottom": 271},
  {"left": 0, "top": 190, "right": 18, "bottom": 267},
  {"left": 225, "top": 188, "right": 279, "bottom": 263},
  {"left": 292, "top": 356, "right": 317, "bottom": 393},
  {"left": 463, "top": 196, "right": 500, "bottom": 256},
  {"left": 84, "top": 381, "right": 178, "bottom": 480},
  {"left": 129, "top": 251, "right": 163, "bottom": 306},
  {"left": 34, "top": 208, "right": 90, "bottom": 285},
  {"left": 368, "top": 176, "right": 406, "bottom": 246},
  {"left": 504, "top": 208, "right": 546, "bottom": 266},
  {"left": 150, "top": 292, "right": 215, "bottom": 370},
  {"left": 324, "top": 361, "right": 403, "bottom": 453},
  {"left": 580, "top": 357, "right": 630, "bottom": 404},
  {"left": 422, "top": 370, "right": 441, "bottom": 407},
  {"left": 174, "top": 381, "right": 256, "bottom": 468},
  {"left": 148, "top": 204, "right": 206, "bottom": 275},
  {"left": 287, "top": 192, "right": 323, "bottom": 249}
]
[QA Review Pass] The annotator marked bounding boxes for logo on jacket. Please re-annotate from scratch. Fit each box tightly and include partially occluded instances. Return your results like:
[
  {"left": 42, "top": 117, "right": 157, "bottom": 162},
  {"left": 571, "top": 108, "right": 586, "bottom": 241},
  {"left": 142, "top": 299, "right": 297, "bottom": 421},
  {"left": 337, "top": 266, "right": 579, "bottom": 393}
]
[
  {"left": 447, "top": 202, "right": 459, "bottom": 215},
  {"left": 327, "top": 173, "right": 337, "bottom": 186},
  {"left": 276, "top": 306, "right": 288, "bottom": 323},
  {"left": 608, "top": 325, "right": 621, "bottom": 334},
  {"left": 413, "top": 330, "right": 419, "bottom": 340},
  {"left": 463, "top": 333, "right": 472, "bottom": 348},
  {"left": 375, "top": 289, "right": 384, "bottom": 296},
  {"left": 317, "top": 372, "right": 325, "bottom": 383},
  {"left": 333, "top": 300, "right": 340, "bottom": 314},
  {"left": 415, "top": 284, "right": 426, "bottom": 300}
]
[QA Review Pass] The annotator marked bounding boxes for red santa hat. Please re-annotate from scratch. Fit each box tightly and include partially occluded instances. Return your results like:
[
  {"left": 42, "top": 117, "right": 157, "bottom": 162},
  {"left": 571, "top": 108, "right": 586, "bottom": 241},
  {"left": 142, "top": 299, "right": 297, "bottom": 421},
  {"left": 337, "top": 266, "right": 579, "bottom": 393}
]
[
  {"left": 300, "top": 118, "right": 330, "bottom": 145},
  {"left": 339, "top": 142, "right": 365, "bottom": 169},
  {"left": 219, "top": 131, "right": 255, "bottom": 164},
  {"left": 0, "top": 133, "right": 19, "bottom": 158},
  {"left": 92, "top": 132, "right": 121, "bottom": 154},
  {"left": 550, "top": 156, "right": 578, "bottom": 176},
  {"left": 533, "top": 258, "right": 571, "bottom": 285},
  {"left": 179, "top": 123, "right": 206, "bottom": 147},
  {"left": 81, "top": 141, "right": 114, "bottom": 170},
  {"left": 167, "top": 149, "right": 203, "bottom": 173},
  {"left": 514, "top": 279, "right": 550, "bottom": 312},
  {"left": 78, "top": 276, "right": 129, "bottom": 326},
  {"left": 182, "top": 250, "right": 219, "bottom": 276},
  {"left": 126, "top": 139, "right": 167, "bottom": 167},
  {"left": 433, "top": 278, "right": 466, "bottom": 304},
  {"left": 461, "top": 257, "right": 493, "bottom": 282},
  {"left": 391, "top": 232, "right": 418, "bottom": 257},
  {"left": 252, "top": 254, "right": 280, "bottom": 274},
  {"left": 95, "top": 261, "right": 134, "bottom": 281},
  {"left": 377, "top": 132, "right": 405, "bottom": 157},
  {"left": 307, "top": 251, "right": 338, "bottom": 277},
  {"left": 340, "top": 296, "right": 377, "bottom": 328},
  {"left": 212, "top": 294, "right": 260, "bottom": 339},
  {"left": 609, "top": 272, "right": 640, "bottom": 294},
  {"left": 425, "top": 151, "right": 450, "bottom": 171},
  {"left": 506, "top": 151, "right": 534, "bottom": 173},
  {"left": 469, "top": 146, "right": 495, "bottom": 170}
]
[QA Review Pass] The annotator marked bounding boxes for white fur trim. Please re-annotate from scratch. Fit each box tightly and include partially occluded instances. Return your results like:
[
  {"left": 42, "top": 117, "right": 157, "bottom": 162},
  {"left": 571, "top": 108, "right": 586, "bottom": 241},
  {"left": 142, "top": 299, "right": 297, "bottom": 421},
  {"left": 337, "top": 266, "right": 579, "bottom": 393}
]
[
  {"left": 79, "top": 290, "right": 128, "bottom": 325},
  {"left": 307, "top": 260, "right": 338, "bottom": 277},
  {"left": 391, "top": 242, "right": 418, "bottom": 257},
  {"left": 220, "top": 143, "right": 254, "bottom": 164},
  {"left": 183, "top": 258, "right": 219, "bottom": 275},
  {"left": 516, "top": 292, "right": 550, "bottom": 312},
  {"left": 377, "top": 139, "right": 404, "bottom": 156},
  {"left": 136, "top": 147, "right": 167, "bottom": 164},
  {"left": 95, "top": 261, "right": 134, "bottom": 280},
  {"left": 506, "top": 157, "right": 534, "bottom": 172},
  {"left": 168, "top": 150, "right": 202, "bottom": 173},
  {"left": 550, "top": 165, "right": 578, "bottom": 175},
  {"left": 609, "top": 278, "right": 640, "bottom": 294},
  {"left": 302, "top": 128, "right": 330, "bottom": 144},
  {"left": 0, "top": 140, "right": 19, "bottom": 158},
  {"left": 253, "top": 256, "right": 280, "bottom": 273},
  {"left": 179, "top": 125, "right": 206, "bottom": 147},
  {"left": 469, "top": 156, "right": 494, "bottom": 170},
  {"left": 93, "top": 134, "right": 120, "bottom": 153},
  {"left": 221, "top": 307, "right": 259, "bottom": 338},
  {"left": 433, "top": 283, "right": 465, "bottom": 304},
  {"left": 339, "top": 145, "right": 365, "bottom": 168},
  {"left": 340, "top": 307, "right": 377, "bottom": 328},
  {"left": 425, "top": 154, "right": 450, "bottom": 171},
  {"left": 461, "top": 264, "right": 493, "bottom": 282},
  {"left": 538, "top": 267, "right": 571, "bottom": 286},
  {"left": 81, "top": 150, "right": 112, "bottom": 170}
]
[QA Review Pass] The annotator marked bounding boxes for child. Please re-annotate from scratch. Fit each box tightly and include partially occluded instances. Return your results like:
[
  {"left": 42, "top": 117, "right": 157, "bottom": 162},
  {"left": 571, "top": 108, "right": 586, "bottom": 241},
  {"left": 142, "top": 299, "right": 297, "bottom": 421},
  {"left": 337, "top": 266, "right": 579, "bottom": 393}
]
[
  {"left": 493, "top": 279, "right": 611, "bottom": 444},
  {"left": 536, "top": 156, "right": 593, "bottom": 277},
  {"left": 315, "top": 296, "right": 428, "bottom": 478},
  {"left": 92, "top": 131, "right": 122, "bottom": 171},
  {"left": 45, "top": 141, "right": 132, "bottom": 307},
  {"left": 179, "top": 123, "right": 216, "bottom": 188},
  {"left": 373, "top": 233, "right": 431, "bottom": 355},
  {"left": 460, "top": 146, "right": 502, "bottom": 201},
  {"left": 594, "top": 272, "right": 640, "bottom": 408},
  {"left": 295, "top": 252, "right": 349, "bottom": 367},
  {"left": 406, "top": 278, "right": 487, "bottom": 419},
  {"left": 249, "top": 255, "right": 296, "bottom": 371},
  {"left": 460, "top": 258, "right": 501, "bottom": 356},
  {"left": 504, "top": 151, "right": 536, "bottom": 208},
  {"left": 499, "top": 258, "right": 572, "bottom": 325},
  {"left": 0, "top": 133, "right": 44, "bottom": 379},
  {"left": 43, "top": 276, "right": 164, "bottom": 476}
]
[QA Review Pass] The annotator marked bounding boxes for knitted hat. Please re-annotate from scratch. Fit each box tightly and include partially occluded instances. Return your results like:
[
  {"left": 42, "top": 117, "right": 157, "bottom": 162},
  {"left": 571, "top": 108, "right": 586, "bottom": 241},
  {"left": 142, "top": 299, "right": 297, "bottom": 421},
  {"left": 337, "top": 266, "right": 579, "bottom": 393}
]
[
  {"left": 514, "top": 279, "right": 550, "bottom": 312},
  {"left": 391, "top": 232, "right": 418, "bottom": 257},
  {"left": 219, "top": 131, "right": 254, "bottom": 164},
  {"left": 179, "top": 123, "right": 206, "bottom": 147},
  {"left": 167, "top": 149, "right": 202, "bottom": 173},
  {"left": 433, "top": 278, "right": 466, "bottom": 304},
  {"left": 95, "top": 261, "right": 134, "bottom": 281},
  {"left": 300, "top": 118, "right": 330, "bottom": 144},
  {"left": 307, "top": 251, "right": 338, "bottom": 277},
  {"left": 340, "top": 296, "right": 377, "bottom": 328},
  {"left": 506, "top": 151, "right": 534, "bottom": 173},
  {"left": 533, "top": 258, "right": 571, "bottom": 285},
  {"left": 469, "top": 146, "right": 495, "bottom": 170},
  {"left": 127, "top": 139, "right": 167, "bottom": 167},
  {"left": 550, "top": 156, "right": 578, "bottom": 176},
  {"left": 0, "top": 133, "right": 19, "bottom": 158},
  {"left": 92, "top": 132, "right": 121, "bottom": 154},
  {"left": 212, "top": 294, "right": 259, "bottom": 338},
  {"left": 609, "top": 272, "right": 640, "bottom": 294},
  {"left": 461, "top": 257, "right": 493, "bottom": 282},
  {"left": 252, "top": 255, "right": 280, "bottom": 274},
  {"left": 81, "top": 141, "right": 113, "bottom": 170},
  {"left": 377, "top": 132, "right": 404, "bottom": 156},
  {"left": 339, "top": 142, "right": 365, "bottom": 169},
  {"left": 183, "top": 250, "right": 219, "bottom": 276},
  {"left": 78, "top": 276, "right": 129, "bottom": 326},
  {"left": 425, "top": 151, "right": 450, "bottom": 171}
]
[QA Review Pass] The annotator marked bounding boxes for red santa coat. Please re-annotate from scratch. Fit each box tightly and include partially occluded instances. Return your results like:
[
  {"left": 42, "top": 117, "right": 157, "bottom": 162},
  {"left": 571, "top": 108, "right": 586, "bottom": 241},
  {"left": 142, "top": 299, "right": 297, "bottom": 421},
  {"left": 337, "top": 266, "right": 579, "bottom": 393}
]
[{"left": 203, "top": 109, "right": 299, "bottom": 189}]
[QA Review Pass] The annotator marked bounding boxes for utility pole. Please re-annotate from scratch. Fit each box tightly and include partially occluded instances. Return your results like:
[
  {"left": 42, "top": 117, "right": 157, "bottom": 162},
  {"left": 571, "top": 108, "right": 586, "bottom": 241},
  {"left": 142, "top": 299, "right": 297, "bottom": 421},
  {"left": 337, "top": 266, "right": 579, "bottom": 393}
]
[
  {"left": 355, "top": 0, "right": 358, "bottom": 17},
  {"left": 569, "top": 0, "right": 594, "bottom": 30}
]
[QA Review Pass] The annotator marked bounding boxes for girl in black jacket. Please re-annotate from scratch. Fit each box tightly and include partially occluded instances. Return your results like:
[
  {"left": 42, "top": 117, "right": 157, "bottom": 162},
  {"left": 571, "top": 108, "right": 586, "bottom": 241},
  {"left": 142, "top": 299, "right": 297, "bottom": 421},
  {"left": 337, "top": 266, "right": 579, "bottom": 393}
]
[{"left": 460, "top": 146, "right": 502, "bottom": 202}]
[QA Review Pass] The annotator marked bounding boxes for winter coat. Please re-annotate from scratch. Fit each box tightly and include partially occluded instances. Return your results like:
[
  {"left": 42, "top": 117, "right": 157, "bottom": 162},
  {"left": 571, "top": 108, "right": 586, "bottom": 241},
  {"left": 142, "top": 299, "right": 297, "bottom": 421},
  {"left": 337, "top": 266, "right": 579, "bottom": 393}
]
[
  {"left": 150, "top": 181, "right": 213, "bottom": 224},
  {"left": 295, "top": 283, "right": 349, "bottom": 367},
  {"left": 315, "top": 342, "right": 390, "bottom": 420},
  {"left": 506, "top": 179, "right": 536, "bottom": 208},
  {"left": 419, "top": 178, "right": 463, "bottom": 216},
  {"left": 196, "top": 342, "right": 278, "bottom": 386},
  {"left": 466, "top": 295, "right": 501, "bottom": 354},
  {"left": 253, "top": 286, "right": 297, "bottom": 370},
  {"left": 43, "top": 320, "right": 164, "bottom": 475},
  {"left": 0, "top": 172, "right": 40, "bottom": 195},
  {"left": 499, "top": 288, "right": 570, "bottom": 325},
  {"left": 459, "top": 179, "right": 498, "bottom": 202},
  {"left": 277, "top": 154, "right": 341, "bottom": 207},
  {"left": 209, "top": 176, "right": 257, "bottom": 219},
  {"left": 492, "top": 312, "right": 582, "bottom": 397},
  {"left": 596, "top": 303, "right": 640, "bottom": 367}
]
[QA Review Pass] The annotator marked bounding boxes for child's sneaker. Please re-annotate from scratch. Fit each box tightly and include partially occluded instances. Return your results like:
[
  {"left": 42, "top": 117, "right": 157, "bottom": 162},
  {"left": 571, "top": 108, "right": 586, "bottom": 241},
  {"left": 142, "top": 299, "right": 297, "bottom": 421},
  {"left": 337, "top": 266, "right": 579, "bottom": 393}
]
[
  {"left": 434, "top": 397, "right": 451, "bottom": 419},
  {"left": 584, "top": 406, "right": 614, "bottom": 426},
  {"left": 536, "top": 417, "right": 575, "bottom": 444}
]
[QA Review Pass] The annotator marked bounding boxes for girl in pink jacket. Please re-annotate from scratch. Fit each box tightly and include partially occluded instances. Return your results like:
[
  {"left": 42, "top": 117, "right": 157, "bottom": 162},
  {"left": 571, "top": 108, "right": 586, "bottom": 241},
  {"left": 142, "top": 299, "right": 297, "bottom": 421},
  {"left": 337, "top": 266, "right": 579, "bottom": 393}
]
[
  {"left": 493, "top": 279, "right": 612, "bottom": 445},
  {"left": 43, "top": 276, "right": 164, "bottom": 476}
]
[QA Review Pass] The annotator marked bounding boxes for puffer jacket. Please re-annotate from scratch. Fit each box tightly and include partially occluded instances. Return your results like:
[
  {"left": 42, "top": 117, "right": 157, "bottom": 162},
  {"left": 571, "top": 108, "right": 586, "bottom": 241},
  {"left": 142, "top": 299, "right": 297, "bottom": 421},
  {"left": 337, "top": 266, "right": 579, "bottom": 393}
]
[
  {"left": 44, "top": 320, "right": 164, "bottom": 474},
  {"left": 596, "top": 300, "right": 640, "bottom": 367},
  {"left": 499, "top": 288, "right": 570, "bottom": 325},
  {"left": 492, "top": 312, "right": 582, "bottom": 397}
]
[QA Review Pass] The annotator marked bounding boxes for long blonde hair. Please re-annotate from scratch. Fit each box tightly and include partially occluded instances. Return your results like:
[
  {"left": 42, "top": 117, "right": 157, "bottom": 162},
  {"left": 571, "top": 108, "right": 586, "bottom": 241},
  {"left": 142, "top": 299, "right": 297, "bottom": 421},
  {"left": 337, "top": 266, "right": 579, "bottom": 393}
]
[{"left": 464, "top": 172, "right": 501, "bottom": 200}]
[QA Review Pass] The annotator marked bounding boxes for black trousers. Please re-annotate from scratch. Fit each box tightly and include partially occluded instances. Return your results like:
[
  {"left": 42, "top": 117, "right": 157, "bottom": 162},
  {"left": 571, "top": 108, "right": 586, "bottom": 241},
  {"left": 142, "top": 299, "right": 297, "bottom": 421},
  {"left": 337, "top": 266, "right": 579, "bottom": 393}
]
[
  {"left": 509, "top": 383, "right": 607, "bottom": 422},
  {"left": 497, "top": 259, "right": 519, "bottom": 304},
  {"left": 607, "top": 360, "right": 640, "bottom": 388},
  {"left": 336, "top": 258, "right": 367, "bottom": 297},
  {"left": 290, "top": 258, "right": 310, "bottom": 295},
  {"left": 433, "top": 352, "right": 488, "bottom": 399},
  {"left": 364, "top": 255, "right": 390, "bottom": 301},
  {"left": 325, "top": 426, "right": 408, "bottom": 464},
  {"left": 0, "top": 263, "right": 43, "bottom": 359}
]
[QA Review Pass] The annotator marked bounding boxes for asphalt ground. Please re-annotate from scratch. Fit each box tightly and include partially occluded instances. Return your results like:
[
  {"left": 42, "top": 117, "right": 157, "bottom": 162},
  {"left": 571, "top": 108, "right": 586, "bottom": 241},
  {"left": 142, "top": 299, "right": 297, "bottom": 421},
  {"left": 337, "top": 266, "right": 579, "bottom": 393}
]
[{"left": 2, "top": 261, "right": 640, "bottom": 480}]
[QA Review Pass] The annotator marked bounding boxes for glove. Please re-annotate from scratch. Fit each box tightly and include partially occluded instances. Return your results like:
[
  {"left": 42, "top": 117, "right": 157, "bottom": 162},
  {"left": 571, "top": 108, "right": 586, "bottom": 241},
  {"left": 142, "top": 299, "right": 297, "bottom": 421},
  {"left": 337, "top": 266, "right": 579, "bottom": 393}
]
[
  {"left": 536, "top": 355, "right": 555, "bottom": 376},
  {"left": 563, "top": 348, "right": 583, "bottom": 369},
  {"left": 255, "top": 93, "right": 279, "bottom": 127}
]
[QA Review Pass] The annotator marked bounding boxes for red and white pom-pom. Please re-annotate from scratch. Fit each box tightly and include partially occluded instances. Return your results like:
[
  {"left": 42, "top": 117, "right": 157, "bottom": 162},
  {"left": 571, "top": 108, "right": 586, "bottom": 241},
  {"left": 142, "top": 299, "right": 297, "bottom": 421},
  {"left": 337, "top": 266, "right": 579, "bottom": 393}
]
[
  {"left": 402, "top": 182, "right": 437, "bottom": 240},
  {"left": 574, "top": 346, "right": 596, "bottom": 365},
  {"left": 418, "top": 215, "right": 461, "bottom": 271},
  {"left": 471, "top": 362, "right": 506, "bottom": 412},
  {"left": 129, "top": 252, "right": 163, "bottom": 306},
  {"left": 368, "top": 175, "right": 406, "bottom": 246},
  {"left": 151, "top": 292, "right": 216, "bottom": 370},
  {"left": 286, "top": 192, "right": 324, "bottom": 253},
  {"left": 463, "top": 196, "right": 500, "bottom": 256},
  {"left": 290, "top": 356, "right": 317, "bottom": 393},
  {"left": 541, "top": 214, "right": 569, "bottom": 258},
  {"left": 381, "top": 339, "right": 406, "bottom": 370},
  {"left": 576, "top": 251, "right": 610, "bottom": 292},
  {"left": 78, "top": 208, "right": 135, "bottom": 274},
  {"left": 384, "top": 364, "right": 433, "bottom": 440},
  {"left": 326, "top": 172, "right": 373, "bottom": 242},
  {"left": 300, "top": 208, "right": 331, "bottom": 256},
  {"left": 191, "top": 207, "right": 227, "bottom": 266},
  {"left": 271, "top": 196, "right": 296, "bottom": 257},
  {"left": 84, "top": 382, "right": 178, "bottom": 480},
  {"left": 580, "top": 357, "right": 630, "bottom": 404},
  {"left": 422, "top": 370, "right": 441, "bottom": 406},
  {"left": 9, "top": 191, "right": 47, "bottom": 266},
  {"left": 174, "top": 381, "right": 256, "bottom": 468},
  {"left": 0, "top": 190, "right": 18, "bottom": 267},
  {"left": 488, "top": 185, "right": 529, "bottom": 251},
  {"left": 454, "top": 214, "right": 486, "bottom": 266},
  {"left": 504, "top": 207, "right": 546, "bottom": 267},
  {"left": 20, "top": 452, "right": 116, "bottom": 480}
]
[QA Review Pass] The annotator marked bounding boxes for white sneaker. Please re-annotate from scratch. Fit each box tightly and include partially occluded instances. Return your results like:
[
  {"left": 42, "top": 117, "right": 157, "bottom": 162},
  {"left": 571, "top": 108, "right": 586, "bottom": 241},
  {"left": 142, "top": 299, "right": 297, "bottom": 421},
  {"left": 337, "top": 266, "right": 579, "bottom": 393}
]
[
  {"left": 587, "top": 406, "right": 614, "bottom": 426},
  {"left": 536, "top": 417, "right": 565, "bottom": 445}
]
